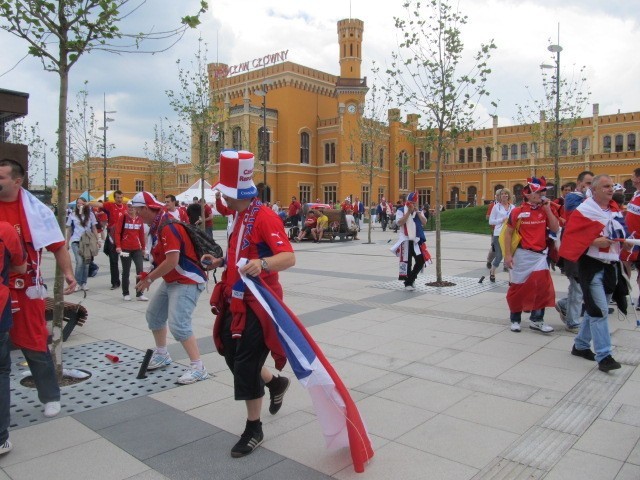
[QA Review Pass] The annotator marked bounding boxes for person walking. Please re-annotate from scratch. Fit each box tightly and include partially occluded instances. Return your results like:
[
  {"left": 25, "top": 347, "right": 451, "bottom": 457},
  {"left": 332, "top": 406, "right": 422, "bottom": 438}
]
[
  {"left": 92, "top": 191, "right": 126, "bottom": 290},
  {"left": 65, "top": 197, "right": 99, "bottom": 292},
  {"left": 115, "top": 202, "right": 147, "bottom": 301},
  {"left": 488, "top": 189, "right": 514, "bottom": 282}
]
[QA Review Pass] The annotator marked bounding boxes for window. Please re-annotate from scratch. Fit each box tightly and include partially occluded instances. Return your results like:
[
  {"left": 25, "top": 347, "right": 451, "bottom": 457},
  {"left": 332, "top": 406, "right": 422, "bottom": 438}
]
[
  {"left": 361, "top": 185, "right": 370, "bottom": 207},
  {"left": 361, "top": 142, "right": 372, "bottom": 164},
  {"left": 213, "top": 130, "right": 224, "bottom": 162},
  {"left": 485, "top": 146, "right": 492, "bottom": 162},
  {"left": 418, "top": 189, "right": 431, "bottom": 208},
  {"left": 510, "top": 144, "right": 518, "bottom": 159},
  {"left": 258, "top": 127, "right": 270, "bottom": 162},
  {"left": 467, "top": 148, "right": 474, "bottom": 163},
  {"left": 379, "top": 148, "right": 384, "bottom": 168},
  {"left": 582, "top": 137, "right": 590, "bottom": 153},
  {"left": 513, "top": 184, "right": 524, "bottom": 204},
  {"left": 349, "top": 145, "right": 354, "bottom": 162},
  {"left": 323, "top": 185, "right": 337, "bottom": 205},
  {"left": 560, "top": 139, "right": 568, "bottom": 156},
  {"left": 624, "top": 179, "right": 634, "bottom": 202},
  {"left": 531, "top": 142, "right": 538, "bottom": 155},
  {"left": 74, "top": 178, "right": 78, "bottom": 189},
  {"left": 378, "top": 187, "right": 385, "bottom": 202},
  {"left": 494, "top": 184, "right": 504, "bottom": 194},
  {"left": 135, "top": 180, "right": 144, "bottom": 192},
  {"left": 110, "top": 179, "right": 120, "bottom": 191},
  {"left": 324, "top": 142, "right": 336, "bottom": 164},
  {"left": 450, "top": 186, "right": 460, "bottom": 203},
  {"left": 628, "top": 133, "right": 636, "bottom": 151},
  {"left": 476, "top": 147, "right": 482, "bottom": 162},
  {"left": 603, "top": 135, "right": 611, "bottom": 153},
  {"left": 232, "top": 127, "right": 242, "bottom": 150},
  {"left": 467, "top": 186, "right": 477, "bottom": 206},
  {"left": 615, "top": 134, "right": 624, "bottom": 153},
  {"left": 419, "top": 151, "right": 430, "bottom": 170},
  {"left": 520, "top": 143, "right": 527, "bottom": 158},
  {"left": 459, "top": 148, "right": 465, "bottom": 163},
  {"left": 299, "top": 184, "right": 311, "bottom": 204},
  {"left": 79, "top": 178, "right": 83, "bottom": 190},
  {"left": 398, "top": 150, "right": 408, "bottom": 190},
  {"left": 570, "top": 139, "right": 579, "bottom": 156},
  {"left": 501, "top": 145, "right": 508, "bottom": 160},
  {"left": 300, "top": 132, "right": 310, "bottom": 164},
  {"left": 178, "top": 174, "right": 189, "bottom": 184}
]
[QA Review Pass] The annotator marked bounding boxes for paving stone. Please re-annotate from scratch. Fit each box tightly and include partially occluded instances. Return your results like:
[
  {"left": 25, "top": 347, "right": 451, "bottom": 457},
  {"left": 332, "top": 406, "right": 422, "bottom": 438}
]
[{"left": 73, "top": 396, "right": 172, "bottom": 431}]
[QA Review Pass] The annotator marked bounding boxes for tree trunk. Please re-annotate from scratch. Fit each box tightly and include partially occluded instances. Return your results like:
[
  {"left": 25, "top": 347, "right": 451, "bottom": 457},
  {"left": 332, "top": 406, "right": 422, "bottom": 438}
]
[
  {"left": 366, "top": 162, "right": 374, "bottom": 244},
  {"left": 52, "top": 66, "right": 70, "bottom": 379},
  {"left": 434, "top": 144, "right": 443, "bottom": 283}
]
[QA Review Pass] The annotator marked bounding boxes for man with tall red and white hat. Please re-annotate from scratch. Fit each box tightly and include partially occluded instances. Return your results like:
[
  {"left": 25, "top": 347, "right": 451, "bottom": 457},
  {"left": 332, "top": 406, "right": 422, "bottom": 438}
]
[
  {"left": 132, "top": 191, "right": 209, "bottom": 385},
  {"left": 503, "top": 177, "right": 559, "bottom": 333},
  {"left": 204, "top": 150, "right": 294, "bottom": 458}
]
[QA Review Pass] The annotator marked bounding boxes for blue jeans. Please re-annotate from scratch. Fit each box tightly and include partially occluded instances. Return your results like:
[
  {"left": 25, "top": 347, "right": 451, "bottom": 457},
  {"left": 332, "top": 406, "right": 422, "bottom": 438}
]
[
  {"left": 146, "top": 281, "right": 204, "bottom": 341},
  {"left": 557, "top": 276, "right": 583, "bottom": 328},
  {"left": 71, "top": 242, "right": 89, "bottom": 286},
  {"left": 22, "top": 347, "right": 60, "bottom": 403},
  {"left": 574, "top": 269, "right": 612, "bottom": 363},
  {"left": 0, "top": 332, "right": 10, "bottom": 443},
  {"left": 510, "top": 309, "right": 544, "bottom": 324}
]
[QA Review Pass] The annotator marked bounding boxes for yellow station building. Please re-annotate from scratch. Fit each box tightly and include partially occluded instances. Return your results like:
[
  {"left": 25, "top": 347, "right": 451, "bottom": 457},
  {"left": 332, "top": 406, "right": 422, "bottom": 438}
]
[{"left": 69, "top": 18, "right": 640, "bottom": 207}]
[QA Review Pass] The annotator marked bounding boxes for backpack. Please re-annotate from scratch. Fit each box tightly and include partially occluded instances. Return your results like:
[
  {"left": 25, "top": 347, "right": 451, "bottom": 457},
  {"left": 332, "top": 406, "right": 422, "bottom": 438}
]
[{"left": 160, "top": 219, "right": 223, "bottom": 263}]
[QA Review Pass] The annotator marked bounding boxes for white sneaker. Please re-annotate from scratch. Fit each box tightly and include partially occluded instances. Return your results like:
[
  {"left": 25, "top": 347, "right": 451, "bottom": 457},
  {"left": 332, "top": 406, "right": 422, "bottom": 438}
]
[
  {"left": 43, "top": 401, "right": 61, "bottom": 418},
  {"left": 404, "top": 284, "right": 415, "bottom": 291},
  {"left": 137, "top": 295, "right": 148, "bottom": 301},
  {"left": 81, "top": 284, "right": 89, "bottom": 291},
  {"left": 177, "top": 367, "right": 210, "bottom": 385},
  {"left": 73, "top": 284, "right": 81, "bottom": 292},
  {"left": 0, "top": 440, "right": 12, "bottom": 455},
  {"left": 123, "top": 295, "right": 131, "bottom": 301},
  {"left": 530, "top": 321, "right": 554, "bottom": 333},
  {"left": 510, "top": 322, "right": 521, "bottom": 332}
]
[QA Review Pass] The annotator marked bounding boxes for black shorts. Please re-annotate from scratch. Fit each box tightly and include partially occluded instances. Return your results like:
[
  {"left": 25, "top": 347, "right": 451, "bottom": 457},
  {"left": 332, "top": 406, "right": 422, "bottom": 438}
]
[{"left": 221, "top": 307, "right": 270, "bottom": 401}]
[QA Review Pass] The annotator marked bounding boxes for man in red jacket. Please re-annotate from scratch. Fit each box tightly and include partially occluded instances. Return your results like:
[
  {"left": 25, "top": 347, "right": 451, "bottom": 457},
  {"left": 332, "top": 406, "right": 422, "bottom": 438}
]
[{"left": 115, "top": 202, "right": 147, "bottom": 301}]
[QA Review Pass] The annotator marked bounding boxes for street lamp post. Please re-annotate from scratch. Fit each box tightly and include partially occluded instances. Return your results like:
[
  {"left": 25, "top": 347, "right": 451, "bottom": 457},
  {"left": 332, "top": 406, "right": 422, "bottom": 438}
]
[
  {"left": 541, "top": 42, "right": 562, "bottom": 196},
  {"left": 98, "top": 93, "right": 116, "bottom": 200},
  {"left": 255, "top": 81, "right": 273, "bottom": 203}
]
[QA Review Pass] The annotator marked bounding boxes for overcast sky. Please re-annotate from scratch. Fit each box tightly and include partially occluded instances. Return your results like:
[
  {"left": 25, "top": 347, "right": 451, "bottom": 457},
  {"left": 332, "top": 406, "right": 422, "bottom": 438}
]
[{"left": 2, "top": 0, "right": 639, "bottom": 185}]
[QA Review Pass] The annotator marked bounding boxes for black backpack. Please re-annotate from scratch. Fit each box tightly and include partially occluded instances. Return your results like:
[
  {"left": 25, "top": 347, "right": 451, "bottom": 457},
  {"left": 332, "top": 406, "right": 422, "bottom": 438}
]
[{"left": 160, "top": 219, "right": 223, "bottom": 263}]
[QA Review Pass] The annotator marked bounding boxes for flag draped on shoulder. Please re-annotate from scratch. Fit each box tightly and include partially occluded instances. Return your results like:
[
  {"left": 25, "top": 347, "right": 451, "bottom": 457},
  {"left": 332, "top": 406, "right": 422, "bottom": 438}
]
[{"left": 238, "top": 264, "right": 374, "bottom": 473}]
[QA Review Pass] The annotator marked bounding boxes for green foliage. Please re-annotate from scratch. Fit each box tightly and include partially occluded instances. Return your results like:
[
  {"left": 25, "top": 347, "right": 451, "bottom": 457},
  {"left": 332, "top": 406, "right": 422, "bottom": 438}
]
[{"left": 432, "top": 205, "right": 491, "bottom": 234}]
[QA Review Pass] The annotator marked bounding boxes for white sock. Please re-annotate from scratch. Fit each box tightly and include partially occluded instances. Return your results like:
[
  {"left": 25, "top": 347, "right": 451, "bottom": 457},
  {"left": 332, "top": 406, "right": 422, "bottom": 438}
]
[
  {"left": 156, "top": 346, "right": 168, "bottom": 355},
  {"left": 190, "top": 359, "right": 203, "bottom": 370}
]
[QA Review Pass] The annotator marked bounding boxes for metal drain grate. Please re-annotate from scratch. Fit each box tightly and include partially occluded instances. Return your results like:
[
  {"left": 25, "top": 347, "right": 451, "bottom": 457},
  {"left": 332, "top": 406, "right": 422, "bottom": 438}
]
[
  {"left": 372, "top": 274, "right": 507, "bottom": 297},
  {"left": 10, "top": 340, "right": 185, "bottom": 430}
]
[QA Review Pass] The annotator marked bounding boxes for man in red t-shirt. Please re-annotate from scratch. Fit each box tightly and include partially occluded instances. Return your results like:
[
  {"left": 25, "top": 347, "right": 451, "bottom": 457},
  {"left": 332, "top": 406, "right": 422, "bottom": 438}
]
[
  {"left": 92, "top": 191, "right": 126, "bottom": 289},
  {"left": 132, "top": 192, "right": 209, "bottom": 386},
  {"left": 205, "top": 150, "right": 294, "bottom": 458},
  {"left": 0, "top": 159, "right": 76, "bottom": 419},
  {"left": 115, "top": 203, "right": 146, "bottom": 302},
  {"left": 287, "top": 196, "right": 301, "bottom": 227},
  {"left": 503, "top": 177, "right": 559, "bottom": 334}
]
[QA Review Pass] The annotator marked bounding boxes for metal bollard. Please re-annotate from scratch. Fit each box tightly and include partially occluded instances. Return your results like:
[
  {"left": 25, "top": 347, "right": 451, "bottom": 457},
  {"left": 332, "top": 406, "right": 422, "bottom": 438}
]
[
  {"left": 137, "top": 348, "right": 153, "bottom": 379},
  {"left": 478, "top": 276, "right": 485, "bottom": 284}
]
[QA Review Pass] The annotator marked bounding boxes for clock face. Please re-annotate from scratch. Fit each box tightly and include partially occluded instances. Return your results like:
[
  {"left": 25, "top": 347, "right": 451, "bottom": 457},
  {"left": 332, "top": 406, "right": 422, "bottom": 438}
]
[{"left": 347, "top": 104, "right": 357, "bottom": 114}]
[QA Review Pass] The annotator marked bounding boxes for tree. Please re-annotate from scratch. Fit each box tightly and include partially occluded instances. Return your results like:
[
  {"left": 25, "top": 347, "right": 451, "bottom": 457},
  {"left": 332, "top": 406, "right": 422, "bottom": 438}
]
[
  {"left": 350, "top": 68, "right": 389, "bottom": 244},
  {"left": 386, "top": 0, "right": 496, "bottom": 285},
  {"left": 7, "top": 119, "right": 49, "bottom": 187},
  {"left": 144, "top": 117, "right": 178, "bottom": 197},
  {"left": 0, "top": 0, "right": 207, "bottom": 376},
  {"left": 166, "top": 37, "right": 223, "bottom": 226},
  {"left": 516, "top": 51, "right": 590, "bottom": 193}
]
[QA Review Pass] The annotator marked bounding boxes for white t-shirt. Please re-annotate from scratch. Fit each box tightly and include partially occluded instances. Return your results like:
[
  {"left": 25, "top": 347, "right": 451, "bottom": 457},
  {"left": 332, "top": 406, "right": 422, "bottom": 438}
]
[
  {"left": 345, "top": 214, "right": 356, "bottom": 230},
  {"left": 66, "top": 211, "right": 97, "bottom": 242}
]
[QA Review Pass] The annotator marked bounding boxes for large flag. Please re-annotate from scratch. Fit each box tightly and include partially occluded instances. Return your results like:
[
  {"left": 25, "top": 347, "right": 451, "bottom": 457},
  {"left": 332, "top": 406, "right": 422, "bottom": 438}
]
[{"left": 239, "top": 265, "right": 374, "bottom": 473}]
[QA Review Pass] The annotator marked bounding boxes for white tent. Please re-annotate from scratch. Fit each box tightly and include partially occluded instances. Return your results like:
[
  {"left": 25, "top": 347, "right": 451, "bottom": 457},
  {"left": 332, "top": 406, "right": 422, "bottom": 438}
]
[{"left": 175, "top": 179, "right": 216, "bottom": 204}]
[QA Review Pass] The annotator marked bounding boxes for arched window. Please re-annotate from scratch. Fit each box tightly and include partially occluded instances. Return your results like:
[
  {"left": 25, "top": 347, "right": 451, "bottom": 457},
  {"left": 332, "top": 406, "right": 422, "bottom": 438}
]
[
  {"left": 603, "top": 135, "right": 612, "bottom": 153},
  {"left": 615, "top": 134, "right": 624, "bottom": 152},
  {"left": 510, "top": 144, "right": 518, "bottom": 159},
  {"left": 628, "top": 133, "right": 636, "bottom": 151},
  {"left": 582, "top": 137, "right": 590, "bottom": 153},
  {"left": 513, "top": 184, "right": 524, "bottom": 204},
  {"left": 232, "top": 127, "right": 242, "bottom": 150},
  {"left": 459, "top": 148, "right": 465, "bottom": 163},
  {"left": 467, "top": 148, "right": 474, "bottom": 163},
  {"left": 450, "top": 186, "right": 460, "bottom": 204},
  {"left": 486, "top": 146, "right": 492, "bottom": 162},
  {"left": 570, "top": 139, "right": 579, "bottom": 155},
  {"left": 501, "top": 145, "right": 508, "bottom": 160},
  {"left": 494, "top": 184, "right": 504, "bottom": 194},
  {"left": 300, "top": 132, "right": 310, "bottom": 164},
  {"left": 531, "top": 142, "right": 538, "bottom": 155},
  {"left": 560, "top": 139, "right": 568, "bottom": 156},
  {"left": 467, "top": 186, "right": 477, "bottom": 206},
  {"left": 546, "top": 183, "right": 555, "bottom": 199},
  {"left": 419, "top": 151, "right": 430, "bottom": 170},
  {"left": 258, "top": 127, "right": 270, "bottom": 163},
  {"left": 476, "top": 147, "right": 482, "bottom": 162},
  {"left": 398, "top": 150, "right": 408, "bottom": 190},
  {"left": 520, "top": 143, "right": 527, "bottom": 158},
  {"left": 624, "top": 179, "right": 634, "bottom": 202}
]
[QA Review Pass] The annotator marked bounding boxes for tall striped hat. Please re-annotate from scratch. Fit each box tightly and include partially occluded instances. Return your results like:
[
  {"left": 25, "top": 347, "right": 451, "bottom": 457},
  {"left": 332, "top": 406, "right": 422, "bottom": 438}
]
[{"left": 213, "top": 150, "right": 258, "bottom": 200}]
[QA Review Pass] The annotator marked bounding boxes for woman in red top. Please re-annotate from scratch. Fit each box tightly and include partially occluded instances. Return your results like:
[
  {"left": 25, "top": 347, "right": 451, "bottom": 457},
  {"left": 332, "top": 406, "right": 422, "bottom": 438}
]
[{"left": 115, "top": 203, "right": 146, "bottom": 301}]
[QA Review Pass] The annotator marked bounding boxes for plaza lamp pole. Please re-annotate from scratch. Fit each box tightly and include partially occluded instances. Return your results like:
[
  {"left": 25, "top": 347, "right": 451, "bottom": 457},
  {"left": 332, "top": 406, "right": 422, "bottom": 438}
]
[
  {"left": 67, "top": 132, "right": 72, "bottom": 205},
  {"left": 98, "top": 93, "right": 116, "bottom": 200},
  {"left": 255, "top": 80, "right": 273, "bottom": 203},
  {"left": 541, "top": 42, "right": 562, "bottom": 196}
]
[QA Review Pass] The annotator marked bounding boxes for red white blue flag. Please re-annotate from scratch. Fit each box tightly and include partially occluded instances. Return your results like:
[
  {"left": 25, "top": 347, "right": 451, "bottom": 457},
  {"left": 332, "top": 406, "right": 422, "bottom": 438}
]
[{"left": 239, "top": 265, "right": 374, "bottom": 473}]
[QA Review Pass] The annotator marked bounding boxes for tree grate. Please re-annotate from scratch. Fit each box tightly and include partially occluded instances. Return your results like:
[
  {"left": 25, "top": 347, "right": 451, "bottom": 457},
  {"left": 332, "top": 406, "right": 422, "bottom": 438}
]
[
  {"left": 372, "top": 274, "right": 507, "bottom": 297},
  {"left": 9, "top": 340, "right": 185, "bottom": 430}
]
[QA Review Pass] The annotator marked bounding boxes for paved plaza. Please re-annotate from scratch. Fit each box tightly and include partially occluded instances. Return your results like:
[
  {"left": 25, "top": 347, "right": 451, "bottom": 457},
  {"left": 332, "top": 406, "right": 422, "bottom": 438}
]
[{"left": 2, "top": 228, "right": 640, "bottom": 480}]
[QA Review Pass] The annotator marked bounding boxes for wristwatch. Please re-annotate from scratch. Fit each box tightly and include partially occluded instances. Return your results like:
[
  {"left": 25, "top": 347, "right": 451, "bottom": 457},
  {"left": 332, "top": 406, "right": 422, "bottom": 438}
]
[{"left": 260, "top": 258, "right": 269, "bottom": 272}]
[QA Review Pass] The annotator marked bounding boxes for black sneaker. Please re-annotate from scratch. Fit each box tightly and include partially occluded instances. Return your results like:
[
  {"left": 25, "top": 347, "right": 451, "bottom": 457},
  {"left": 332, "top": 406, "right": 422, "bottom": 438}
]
[
  {"left": 571, "top": 345, "right": 595, "bottom": 361},
  {"left": 268, "top": 375, "right": 290, "bottom": 415},
  {"left": 598, "top": 355, "right": 621, "bottom": 372},
  {"left": 230, "top": 423, "right": 264, "bottom": 458}
]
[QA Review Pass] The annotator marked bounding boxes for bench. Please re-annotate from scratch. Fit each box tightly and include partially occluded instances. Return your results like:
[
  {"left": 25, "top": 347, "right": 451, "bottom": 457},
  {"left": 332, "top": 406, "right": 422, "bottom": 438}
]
[
  {"left": 320, "top": 209, "right": 357, "bottom": 242},
  {"left": 44, "top": 298, "right": 88, "bottom": 341}
]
